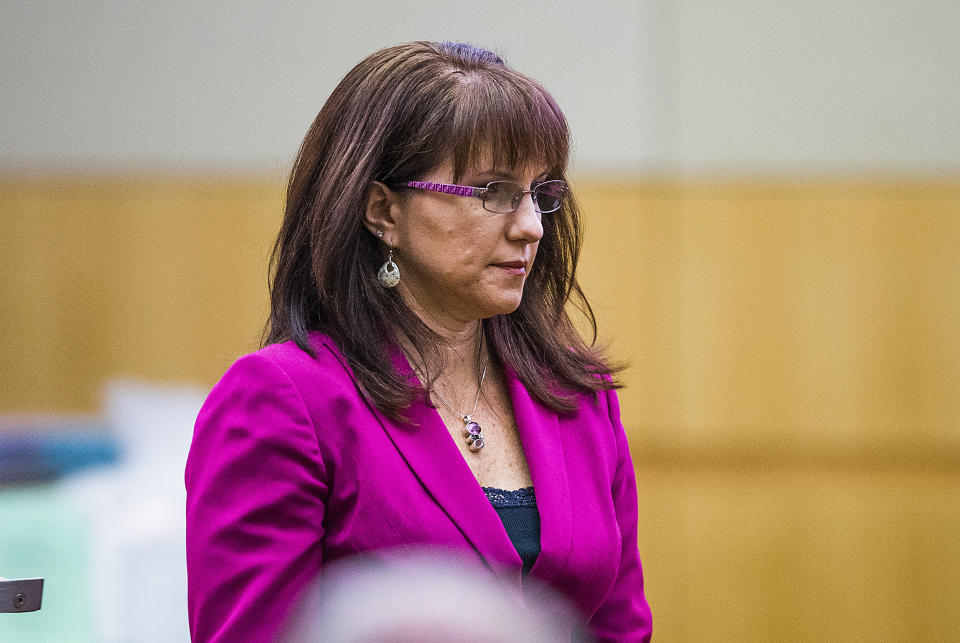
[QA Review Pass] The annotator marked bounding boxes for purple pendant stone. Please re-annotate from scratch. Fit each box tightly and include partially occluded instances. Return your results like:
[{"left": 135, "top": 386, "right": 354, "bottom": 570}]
[
  {"left": 473, "top": 437, "right": 484, "bottom": 448},
  {"left": 465, "top": 421, "right": 482, "bottom": 436}
]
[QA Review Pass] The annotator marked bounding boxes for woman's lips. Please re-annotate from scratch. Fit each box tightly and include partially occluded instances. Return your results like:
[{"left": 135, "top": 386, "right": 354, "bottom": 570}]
[{"left": 494, "top": 261, "right": 526, "bottom": 276}]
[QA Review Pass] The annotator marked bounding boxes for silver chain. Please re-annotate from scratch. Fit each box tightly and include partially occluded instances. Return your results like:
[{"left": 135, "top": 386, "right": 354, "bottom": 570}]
[
  {"left": 431, "top": 360, "right": 487, "bottom": 421},
  {"left": 430, "top": 326, "right": 487, "bottom": 422}
]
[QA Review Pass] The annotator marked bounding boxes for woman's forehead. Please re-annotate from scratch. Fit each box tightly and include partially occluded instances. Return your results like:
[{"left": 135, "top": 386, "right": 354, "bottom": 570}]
[
  {"left": 426, "top": 162, "right": 550, "bottom": 184},
  {"left": 450, "top": 149, "right": 553, "bottom": 181}
]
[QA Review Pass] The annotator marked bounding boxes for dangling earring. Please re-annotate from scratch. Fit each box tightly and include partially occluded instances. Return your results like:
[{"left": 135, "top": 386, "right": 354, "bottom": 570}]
[{"left": 377, "top": 233, "right": 400, "bottom": 288}]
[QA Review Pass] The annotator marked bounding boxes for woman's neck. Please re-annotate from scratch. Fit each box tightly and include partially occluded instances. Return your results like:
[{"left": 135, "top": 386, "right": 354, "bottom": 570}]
[
  {"left": 397, "top": 296, "right": 489, "bottom": 405},
  {"left": 429, "top": 319, "right": 485, "bottom": 390}
]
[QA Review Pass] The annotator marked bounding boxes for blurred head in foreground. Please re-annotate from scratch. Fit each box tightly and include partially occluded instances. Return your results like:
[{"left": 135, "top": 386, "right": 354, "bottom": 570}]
[{"left": 280, "top": 550, "right": 592, "bottom": 642}]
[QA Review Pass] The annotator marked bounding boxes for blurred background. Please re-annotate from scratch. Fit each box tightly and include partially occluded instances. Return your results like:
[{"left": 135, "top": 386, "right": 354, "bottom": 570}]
[{"left": 2, "top": 1, "right": 958, "bottom": 641}]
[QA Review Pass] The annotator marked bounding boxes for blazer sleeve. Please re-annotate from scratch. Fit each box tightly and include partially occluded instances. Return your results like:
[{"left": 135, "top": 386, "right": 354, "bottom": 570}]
[
  {"left": 185, "top": 352, "right": 328, "bottom": 643},
  {"left": 588, "top": 388, "right": 654, "bottom": 642}
]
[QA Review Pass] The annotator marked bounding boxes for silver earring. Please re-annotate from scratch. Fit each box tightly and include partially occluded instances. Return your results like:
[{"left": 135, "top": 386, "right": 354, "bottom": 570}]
[{"left": 377, "top": 246, "right": 400, "bottom": 288}]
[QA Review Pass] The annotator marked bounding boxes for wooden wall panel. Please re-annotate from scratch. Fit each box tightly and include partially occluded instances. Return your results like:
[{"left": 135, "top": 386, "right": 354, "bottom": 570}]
[
  {"left": 1, "top": 175, "right": 284, "bottom": 411},
  {"left": 574, "top": 179, "right": 960, "bottom": 461},
  {"left": 634, "top": 467, "right": 960, "bottom": 641}
]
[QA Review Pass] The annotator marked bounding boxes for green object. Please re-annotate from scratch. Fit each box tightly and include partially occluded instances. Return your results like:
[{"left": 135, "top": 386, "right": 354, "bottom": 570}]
[{"left": 0, "top": 486, "right": 93, "bottom": 642}]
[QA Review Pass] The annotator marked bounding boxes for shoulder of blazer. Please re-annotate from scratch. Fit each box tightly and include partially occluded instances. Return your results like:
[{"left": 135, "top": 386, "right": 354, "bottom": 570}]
[{"left": 251, "top": 333, "right": 362, "bottom": 398}]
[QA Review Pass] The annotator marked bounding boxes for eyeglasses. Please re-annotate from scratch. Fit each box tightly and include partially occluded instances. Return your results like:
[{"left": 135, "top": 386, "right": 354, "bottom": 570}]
[{"left": 402, "top": 179, "right": 568, "bottom": 215}]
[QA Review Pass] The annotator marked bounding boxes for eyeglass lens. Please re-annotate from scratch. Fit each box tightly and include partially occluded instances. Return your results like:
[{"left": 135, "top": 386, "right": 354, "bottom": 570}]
[
  {"left": 483, "top": 180, "right": 566, "bottom": 214},
  {"left": 533, "top": 181, "right": 565, "bottom": 213}
]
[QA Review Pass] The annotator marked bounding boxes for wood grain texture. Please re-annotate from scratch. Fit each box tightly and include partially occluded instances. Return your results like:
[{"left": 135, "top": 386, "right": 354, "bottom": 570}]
[
  {"left": 634, "top": 466, "right": 960, "bottom": 641},
  {"left": 573, "top": 178, "right": 960, "bottom": 465},
  {"left": 1, "top": 174, "right": 284, "bottom": 411}
]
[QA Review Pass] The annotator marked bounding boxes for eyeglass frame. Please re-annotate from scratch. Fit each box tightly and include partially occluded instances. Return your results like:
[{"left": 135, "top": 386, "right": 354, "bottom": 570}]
[{"left": 399, "top": 179, "right": 568, "bottom": 215}]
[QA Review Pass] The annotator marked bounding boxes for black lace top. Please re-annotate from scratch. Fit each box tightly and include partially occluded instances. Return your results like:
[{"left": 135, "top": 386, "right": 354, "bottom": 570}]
[{"left": 482, "top": 486, "right": 541, "bottom": 575}]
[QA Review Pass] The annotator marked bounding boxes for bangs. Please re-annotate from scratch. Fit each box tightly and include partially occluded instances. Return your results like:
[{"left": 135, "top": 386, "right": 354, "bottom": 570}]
[{"left": 446, "top": 71, "right": 569, "bottom": 181}]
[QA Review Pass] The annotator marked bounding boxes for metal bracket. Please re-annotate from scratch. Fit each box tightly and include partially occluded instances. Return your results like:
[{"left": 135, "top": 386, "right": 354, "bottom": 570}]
[{"left": 0, "top": 577, "right": 44, "bottom": 613}]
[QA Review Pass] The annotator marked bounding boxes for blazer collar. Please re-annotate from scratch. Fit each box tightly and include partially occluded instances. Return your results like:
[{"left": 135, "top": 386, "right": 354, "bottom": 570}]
[
  {"left": 316, "top": 335, "right": 573, "bottom": 589},
  {"left": 504, "top": 362, "right": 573, "bottom": 594}
]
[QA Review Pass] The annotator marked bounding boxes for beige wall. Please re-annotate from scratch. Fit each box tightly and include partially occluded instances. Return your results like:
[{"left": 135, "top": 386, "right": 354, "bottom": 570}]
[{"left": 2, "top": 174, "right": 958, "bottom": 639}]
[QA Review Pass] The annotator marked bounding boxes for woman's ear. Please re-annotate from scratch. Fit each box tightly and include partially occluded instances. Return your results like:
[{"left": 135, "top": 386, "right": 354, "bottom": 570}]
[{"left": 363, "top": 181, "right": 400, "bottom": 240}]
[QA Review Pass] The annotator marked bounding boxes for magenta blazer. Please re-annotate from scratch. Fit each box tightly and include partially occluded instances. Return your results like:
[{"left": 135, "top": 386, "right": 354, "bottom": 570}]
[{"left": 185, "top": 333, "right": 652, "bottom": 642}]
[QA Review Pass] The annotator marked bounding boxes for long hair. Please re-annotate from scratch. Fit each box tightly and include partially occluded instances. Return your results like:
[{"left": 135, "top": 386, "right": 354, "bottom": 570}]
[{"left": 265, "top": 41, "right": 621, "bottom": 419}]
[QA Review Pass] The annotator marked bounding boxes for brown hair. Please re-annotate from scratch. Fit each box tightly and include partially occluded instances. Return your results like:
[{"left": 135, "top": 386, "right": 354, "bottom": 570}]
[{"left": 265, "top": 41, "right": 620, "bottom": 419}]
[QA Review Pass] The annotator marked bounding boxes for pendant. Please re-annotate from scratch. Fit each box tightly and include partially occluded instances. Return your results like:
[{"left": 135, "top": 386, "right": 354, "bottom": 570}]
[{"left": 461, "top": 416, "right": 485, "bottom": 452}]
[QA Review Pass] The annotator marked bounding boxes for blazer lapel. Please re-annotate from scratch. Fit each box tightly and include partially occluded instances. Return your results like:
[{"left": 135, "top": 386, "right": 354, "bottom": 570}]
[
  {"left": 504, "top": 365, "right": 574, "bottom": 593},
  {"left": 317, "top": 337, "right": 521, "bottom": 578}
]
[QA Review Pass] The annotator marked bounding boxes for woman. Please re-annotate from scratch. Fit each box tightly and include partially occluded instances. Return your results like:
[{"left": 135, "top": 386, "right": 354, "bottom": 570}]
[{"left": 185, "top": 41, "right": 652, "bottom": 642}]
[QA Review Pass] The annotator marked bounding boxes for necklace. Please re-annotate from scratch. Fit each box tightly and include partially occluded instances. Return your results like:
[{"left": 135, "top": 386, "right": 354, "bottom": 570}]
[{"left": 430, "top": 330, "right": 488, "bottom": 453}]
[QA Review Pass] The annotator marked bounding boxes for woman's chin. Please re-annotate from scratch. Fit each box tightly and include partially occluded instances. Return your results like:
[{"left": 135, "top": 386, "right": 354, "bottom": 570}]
[{"left": 479, "top": 291, "right": 525, "bottom": 318}]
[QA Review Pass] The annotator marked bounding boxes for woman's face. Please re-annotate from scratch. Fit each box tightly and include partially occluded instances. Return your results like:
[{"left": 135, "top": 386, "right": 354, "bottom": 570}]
[{"left": 391, "top": 159, "right": 547, "bottom": 328}]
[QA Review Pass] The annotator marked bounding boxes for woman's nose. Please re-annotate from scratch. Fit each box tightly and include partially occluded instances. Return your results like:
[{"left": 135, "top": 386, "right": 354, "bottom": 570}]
[{"left": 508, "top": 193, "right": 544, "bottom": 243}]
